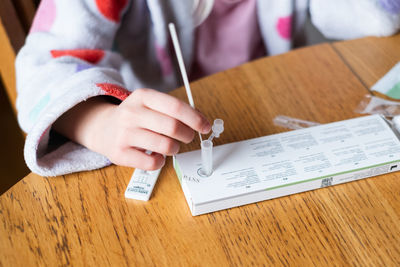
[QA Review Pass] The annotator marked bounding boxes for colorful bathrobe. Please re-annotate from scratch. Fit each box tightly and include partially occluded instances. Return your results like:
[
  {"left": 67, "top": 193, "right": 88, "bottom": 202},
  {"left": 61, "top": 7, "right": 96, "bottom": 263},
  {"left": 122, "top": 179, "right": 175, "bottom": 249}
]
[{"left": 16, "top": 0, "right": 400, "bottom": 176}]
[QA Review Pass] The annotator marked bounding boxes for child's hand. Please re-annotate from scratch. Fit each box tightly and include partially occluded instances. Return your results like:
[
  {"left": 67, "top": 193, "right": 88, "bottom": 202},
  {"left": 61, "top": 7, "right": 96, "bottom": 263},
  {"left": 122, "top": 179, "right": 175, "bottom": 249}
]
[{"left": 54, "top": 89, "right": 211, "bottom": 170}]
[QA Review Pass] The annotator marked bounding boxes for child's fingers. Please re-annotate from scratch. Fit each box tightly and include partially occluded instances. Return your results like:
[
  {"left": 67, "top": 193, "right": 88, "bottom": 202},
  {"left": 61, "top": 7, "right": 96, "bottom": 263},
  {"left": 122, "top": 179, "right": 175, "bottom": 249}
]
[
  {"left": 116, "top": 148, "right": 165, "bottom": 170},
  {"left": 129, "top": 128, "right": 180, "bottom": 155},
  {"left": 136, "top": 107, "right": 195, "bottom": 143},
  {"left": 131, "top": 88, "right": 211, "bottom": 134}
]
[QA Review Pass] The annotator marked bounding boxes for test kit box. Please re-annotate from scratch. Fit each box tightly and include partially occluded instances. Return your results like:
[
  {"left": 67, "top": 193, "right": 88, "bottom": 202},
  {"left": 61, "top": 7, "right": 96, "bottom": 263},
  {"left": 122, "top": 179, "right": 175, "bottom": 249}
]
[{"left": 173, "top": 115, "right": 400, "bottom": 216}]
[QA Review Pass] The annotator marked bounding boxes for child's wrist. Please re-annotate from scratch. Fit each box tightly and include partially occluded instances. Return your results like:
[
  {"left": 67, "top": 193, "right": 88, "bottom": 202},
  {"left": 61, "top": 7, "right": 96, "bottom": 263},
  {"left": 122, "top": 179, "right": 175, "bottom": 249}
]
[
  {"left": 53, "top": 96, "right": 117, "bottom": 150},
  {"left": 81, "top": 97, "right": 117, "bottom": 151}
]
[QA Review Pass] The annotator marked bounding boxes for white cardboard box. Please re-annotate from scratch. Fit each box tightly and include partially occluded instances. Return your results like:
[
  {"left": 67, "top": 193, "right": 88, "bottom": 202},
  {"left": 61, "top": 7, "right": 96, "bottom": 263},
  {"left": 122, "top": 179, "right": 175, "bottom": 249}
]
[{"left": 173, "top": 115, "right": 400, "bottom": 216}]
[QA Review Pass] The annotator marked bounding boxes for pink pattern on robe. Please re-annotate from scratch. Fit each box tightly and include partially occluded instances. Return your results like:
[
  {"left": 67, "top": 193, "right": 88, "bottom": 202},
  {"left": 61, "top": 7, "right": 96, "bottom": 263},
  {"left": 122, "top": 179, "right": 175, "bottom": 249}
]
[
  {"left": 30, "top": 0, "right": 56, "bottom": 33},
  {"left": 276, "top": 16, "right": 292, "bottom": 40}
]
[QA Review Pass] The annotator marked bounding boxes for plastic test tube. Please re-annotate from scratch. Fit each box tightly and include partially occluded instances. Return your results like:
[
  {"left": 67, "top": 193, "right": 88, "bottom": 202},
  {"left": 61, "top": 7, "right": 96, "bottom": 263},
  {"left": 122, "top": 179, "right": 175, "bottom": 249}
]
[
  {"left": 200, "top": 140, "right": 213, "bottom": 176},
  {"left": 200, "top": 119, "right": 224, "bottom": 176}
]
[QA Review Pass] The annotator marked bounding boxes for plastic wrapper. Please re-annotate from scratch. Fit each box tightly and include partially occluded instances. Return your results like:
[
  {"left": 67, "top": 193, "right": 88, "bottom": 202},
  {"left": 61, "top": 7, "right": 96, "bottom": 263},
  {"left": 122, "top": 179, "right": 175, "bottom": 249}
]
[
  {"left": 355, "top": 95, "right": 400, "bottom": 117},
  {"left": 273, "top": 115, "right": 320, "bottom": 130}
]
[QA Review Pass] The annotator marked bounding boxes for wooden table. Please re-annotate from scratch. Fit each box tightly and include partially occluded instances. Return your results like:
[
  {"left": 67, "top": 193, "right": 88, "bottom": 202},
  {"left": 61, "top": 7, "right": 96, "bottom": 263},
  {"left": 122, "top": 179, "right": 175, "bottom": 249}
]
[{"left": 2, "top": 35, "right": 400, "bottom": 266}]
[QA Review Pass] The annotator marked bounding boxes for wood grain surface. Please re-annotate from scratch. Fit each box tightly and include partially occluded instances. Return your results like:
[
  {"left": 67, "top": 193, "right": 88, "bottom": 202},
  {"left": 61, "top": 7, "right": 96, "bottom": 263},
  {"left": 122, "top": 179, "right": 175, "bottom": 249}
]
[
  {"left": 1, "top": 40, "right": 400, "bottom": 266},
  {"left": 333, "top": 34, "right": 400, "bottom": 89}
]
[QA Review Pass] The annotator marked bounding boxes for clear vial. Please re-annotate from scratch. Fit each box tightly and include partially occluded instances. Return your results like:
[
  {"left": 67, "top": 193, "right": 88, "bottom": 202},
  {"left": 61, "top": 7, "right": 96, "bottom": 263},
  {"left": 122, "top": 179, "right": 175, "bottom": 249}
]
[{"left": 200, "top": 140, "right": 213, "bottom": 176}]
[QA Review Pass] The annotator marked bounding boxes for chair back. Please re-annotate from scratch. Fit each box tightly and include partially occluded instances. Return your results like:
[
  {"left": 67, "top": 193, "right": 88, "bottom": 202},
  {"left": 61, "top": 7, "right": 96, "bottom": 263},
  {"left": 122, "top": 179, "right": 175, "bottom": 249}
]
[{"left": 0, "top": 0, "right": 36, "bottom": 112}]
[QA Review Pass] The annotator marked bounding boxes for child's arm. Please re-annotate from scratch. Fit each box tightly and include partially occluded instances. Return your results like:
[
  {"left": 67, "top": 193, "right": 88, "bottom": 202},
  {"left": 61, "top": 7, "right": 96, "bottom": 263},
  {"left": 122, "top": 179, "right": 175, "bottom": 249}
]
[
  {"left": 16, "top": 0, "right": 208, "bottom": 176},
  {"left": 310, "top": 0, "right": 400, "bottom": 39},
  {"left": 53, "top": 90, "right": 210, "bottom": 170}
]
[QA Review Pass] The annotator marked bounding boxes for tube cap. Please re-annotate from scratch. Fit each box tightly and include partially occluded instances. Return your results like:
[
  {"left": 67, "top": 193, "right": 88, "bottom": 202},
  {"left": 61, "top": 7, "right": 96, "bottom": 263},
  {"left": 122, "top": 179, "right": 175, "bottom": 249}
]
[{"left": 212, "top": 119, "right": 224, "bottom": 138}]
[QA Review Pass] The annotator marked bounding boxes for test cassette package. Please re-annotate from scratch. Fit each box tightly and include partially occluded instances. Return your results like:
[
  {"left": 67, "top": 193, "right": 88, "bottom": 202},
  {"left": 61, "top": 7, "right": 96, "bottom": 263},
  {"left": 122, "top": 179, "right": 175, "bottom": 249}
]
[{"left": 174, "top": 115, "right": 400, "bottom": 216}]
